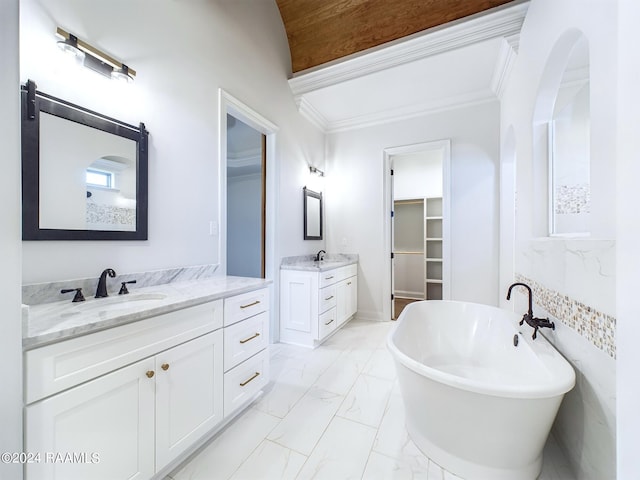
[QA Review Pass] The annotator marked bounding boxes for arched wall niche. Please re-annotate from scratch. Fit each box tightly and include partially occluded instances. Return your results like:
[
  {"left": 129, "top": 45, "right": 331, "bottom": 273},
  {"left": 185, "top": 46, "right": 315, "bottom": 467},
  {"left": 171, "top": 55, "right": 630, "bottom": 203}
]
[{"left": 531, "top": 29, "right": 590, "bottom": 237}]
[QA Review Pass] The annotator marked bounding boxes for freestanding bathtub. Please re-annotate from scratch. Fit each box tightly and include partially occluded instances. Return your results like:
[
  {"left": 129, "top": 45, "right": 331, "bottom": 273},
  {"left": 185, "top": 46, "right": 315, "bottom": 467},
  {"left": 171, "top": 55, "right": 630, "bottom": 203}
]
[{"left": 387, "top": 300, "right": 575, "bottom": 480}]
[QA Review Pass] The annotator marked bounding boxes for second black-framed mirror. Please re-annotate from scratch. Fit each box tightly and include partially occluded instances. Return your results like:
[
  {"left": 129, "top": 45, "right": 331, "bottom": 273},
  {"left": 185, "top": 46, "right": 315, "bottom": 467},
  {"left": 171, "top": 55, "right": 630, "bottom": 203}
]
[{"left": 303, "top": 186, "right": 322, "bottom": 240}]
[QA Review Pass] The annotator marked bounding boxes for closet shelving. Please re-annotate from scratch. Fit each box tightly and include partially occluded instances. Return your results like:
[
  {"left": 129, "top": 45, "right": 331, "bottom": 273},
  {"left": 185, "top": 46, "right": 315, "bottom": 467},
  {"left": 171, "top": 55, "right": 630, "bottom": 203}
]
[
  {"left": 425, "top": 197, "right": 443, "bottom": 300},
  {"left": 393, "top": 199, "right": 425, "bottom": 301},
  {"left": 394, "top": 197, "right": 445, "bottom": 301}
]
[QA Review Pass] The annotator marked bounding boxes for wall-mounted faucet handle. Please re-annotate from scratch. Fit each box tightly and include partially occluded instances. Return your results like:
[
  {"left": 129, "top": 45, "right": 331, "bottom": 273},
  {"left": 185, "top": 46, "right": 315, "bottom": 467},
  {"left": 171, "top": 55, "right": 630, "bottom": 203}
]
[
  {"left": 118, "top": 280, "right": 137, "bottom": 295},
  {"left": 95, "top": 268, "right": 116, "bottom": 298},
  {"left": 61, "top": 288, "right": 85, "bottom": 303}
]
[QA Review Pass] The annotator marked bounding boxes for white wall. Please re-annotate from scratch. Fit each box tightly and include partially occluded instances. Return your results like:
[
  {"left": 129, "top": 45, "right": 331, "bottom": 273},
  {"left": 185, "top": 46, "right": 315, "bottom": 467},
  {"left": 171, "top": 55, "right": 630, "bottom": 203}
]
[
  {"left": 616, "top": 0, "right": 640, "bottom": 476},
  {"left": 393, "top": 150, "right": 443, "bottom": 199},
  {"left": 500, "top": 0, "right": 618, "bottom": 476},
  {"left": 0, "top": 0, "right": 24, "bottom": 479},
  {"left": 20, "top": 0, "right": 325, "bottom": 285},
  {"left": 326, "top": 101, "right": 500, "bottom": 321}
]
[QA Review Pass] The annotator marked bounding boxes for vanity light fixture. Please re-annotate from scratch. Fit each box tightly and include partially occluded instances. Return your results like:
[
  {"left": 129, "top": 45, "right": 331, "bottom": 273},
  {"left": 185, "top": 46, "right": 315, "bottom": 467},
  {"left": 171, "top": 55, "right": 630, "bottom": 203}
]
[
  {"left": 309, "top": 166, "right": 324, "bottom": 177},
  {"left": 56, "top": 27, "right": 136, "bottom": 82}
]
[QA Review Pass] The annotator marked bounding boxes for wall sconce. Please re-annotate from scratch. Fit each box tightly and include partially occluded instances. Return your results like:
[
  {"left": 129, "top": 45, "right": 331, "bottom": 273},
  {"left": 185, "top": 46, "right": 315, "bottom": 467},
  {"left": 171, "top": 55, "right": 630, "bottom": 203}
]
[
  {"left": 309, "top": 166, "right": 324, "bottom": 177},
  {"left": 56, "top": 27, "right": 136, "bottom": 82}
]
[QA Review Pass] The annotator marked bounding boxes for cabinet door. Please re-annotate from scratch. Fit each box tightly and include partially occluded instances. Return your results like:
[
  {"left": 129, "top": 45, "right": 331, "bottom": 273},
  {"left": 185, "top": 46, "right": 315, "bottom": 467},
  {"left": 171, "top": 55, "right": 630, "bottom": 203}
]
[
  {"left": 155, "top": 329, "right": 224, "bottom": 471},
  {"left": 280, "top": 270, "right": 318, "bottom": 337},
  {"left": 25, "top": 358, "right": 155, "bottom": 480},
  {"left": 337, "top": 276, "right": 358, "bottom": 326},
  {"left": 346, "top": 275, "right": 358, "bottom": 319}
]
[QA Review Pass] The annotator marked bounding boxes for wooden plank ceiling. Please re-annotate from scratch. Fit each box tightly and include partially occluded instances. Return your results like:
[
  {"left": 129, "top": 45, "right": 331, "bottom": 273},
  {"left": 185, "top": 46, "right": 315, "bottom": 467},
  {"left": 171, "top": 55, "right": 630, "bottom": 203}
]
[{"left": 276, "top": 0, "right": 517, "bottom": 73}]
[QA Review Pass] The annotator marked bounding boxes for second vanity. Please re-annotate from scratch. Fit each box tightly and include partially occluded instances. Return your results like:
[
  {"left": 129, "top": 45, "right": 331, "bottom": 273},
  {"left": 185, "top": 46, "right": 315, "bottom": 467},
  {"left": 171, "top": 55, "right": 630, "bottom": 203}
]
[
  {"left": 279, "top": 254, "right": 358, "bottom": 348},
  {"left": 22, "top": 275, "right": 271, "bottom": 480}
]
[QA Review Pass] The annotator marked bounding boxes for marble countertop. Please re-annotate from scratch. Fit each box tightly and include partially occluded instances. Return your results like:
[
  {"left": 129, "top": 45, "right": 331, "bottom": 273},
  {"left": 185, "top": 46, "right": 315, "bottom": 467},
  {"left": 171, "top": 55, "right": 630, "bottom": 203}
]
[
  {"left": 23, "top": 276, "right": 272, "bottom": 350},
  {"left": 280, "top": 253, "right": 358, "bottom": 272}
]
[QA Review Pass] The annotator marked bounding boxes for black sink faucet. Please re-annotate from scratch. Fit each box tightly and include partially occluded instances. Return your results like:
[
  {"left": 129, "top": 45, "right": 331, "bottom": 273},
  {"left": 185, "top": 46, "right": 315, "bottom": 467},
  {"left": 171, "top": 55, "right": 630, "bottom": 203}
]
[
  {"left": 506, "top": 282, "right": 555, "bottom": 340},
  {"left": 95, "top": 268, "right": 116, "bottom": 298},
  {"left": 315, "top": 250, "right": 326, "bottom": 262}
]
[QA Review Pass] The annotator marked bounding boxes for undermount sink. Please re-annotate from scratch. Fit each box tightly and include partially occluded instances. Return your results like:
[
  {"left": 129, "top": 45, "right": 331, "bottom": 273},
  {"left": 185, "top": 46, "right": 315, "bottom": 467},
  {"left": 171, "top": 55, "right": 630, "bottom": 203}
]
[{"left": 61, "top": 293, "right": 168, "bottom": 317}]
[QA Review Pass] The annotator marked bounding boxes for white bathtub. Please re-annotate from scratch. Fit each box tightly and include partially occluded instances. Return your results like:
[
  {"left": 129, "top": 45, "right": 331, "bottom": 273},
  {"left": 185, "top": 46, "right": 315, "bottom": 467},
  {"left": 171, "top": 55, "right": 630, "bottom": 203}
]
[{"left": 387, "top": 300, "right": 575, "bottom": 480}]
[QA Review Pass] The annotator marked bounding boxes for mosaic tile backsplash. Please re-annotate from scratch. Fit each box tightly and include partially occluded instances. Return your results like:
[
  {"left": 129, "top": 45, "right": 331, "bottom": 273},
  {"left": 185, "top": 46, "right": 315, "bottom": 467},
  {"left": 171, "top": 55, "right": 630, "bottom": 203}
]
[
  {"left": 87, "top": 203, "right": 136, "bottom": 230},
  {"left": 554, "top": 183, "right": 590, "bottom": 214},
  {"left": 515, "top": 273, "right": 616, "bottom": 358}
]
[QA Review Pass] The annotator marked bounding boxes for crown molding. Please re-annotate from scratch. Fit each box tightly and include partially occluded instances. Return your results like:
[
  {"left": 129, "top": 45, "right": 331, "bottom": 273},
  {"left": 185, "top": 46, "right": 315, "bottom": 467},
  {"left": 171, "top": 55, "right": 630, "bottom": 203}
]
[
  {"left": 296, "top": 97, "right": 330, "bottom": 131},
  {"left": 228, "top": 147, "right": 262, "bottom": 167},
  {"left": 289, "top": 1, "right": 529, "bottom": 98},
  {"left": 490, "top": 39, "right": 518, "bottom": 100},
  {"left": 325, "top": 89, "right": 497, "bottom": 134}
]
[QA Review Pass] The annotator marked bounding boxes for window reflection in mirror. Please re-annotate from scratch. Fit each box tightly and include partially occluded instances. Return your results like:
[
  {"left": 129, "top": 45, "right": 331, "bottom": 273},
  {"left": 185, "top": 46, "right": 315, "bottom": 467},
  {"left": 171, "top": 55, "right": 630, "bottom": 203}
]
[{"left": 549, "top": 37, "right": 590, "bottom": 235}]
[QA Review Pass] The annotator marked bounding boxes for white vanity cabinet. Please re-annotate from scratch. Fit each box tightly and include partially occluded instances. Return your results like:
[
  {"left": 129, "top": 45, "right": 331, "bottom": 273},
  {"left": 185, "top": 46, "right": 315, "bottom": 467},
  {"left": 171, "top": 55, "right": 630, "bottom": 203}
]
[
  {"left": 336, "top": 273, "right": 357, "bottom": 327},
  {"left": 26, "top": 355, "right": 157, "bottom": 480},
  {"left": 223, "top": 288, "right": 270, "bottom": 417},
  {"left": 25, "top": 329, "right": 223, "bottom": 479},
  {"left": 24, "top": 284, "right": 270, "bottom": 480},
  {"left": 280, "top": 264, "right": 357, "bottom": 347},
  {"left": 154, "top": 329, "right": 224, "bottom": 471}
]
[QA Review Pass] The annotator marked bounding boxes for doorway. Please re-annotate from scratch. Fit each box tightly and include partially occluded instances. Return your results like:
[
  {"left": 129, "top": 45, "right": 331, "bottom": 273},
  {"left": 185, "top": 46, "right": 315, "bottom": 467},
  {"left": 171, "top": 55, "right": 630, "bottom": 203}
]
[
  {"left": 219, "top": 89, "right": 279, "bottom": 339},
  {"left": 383, "top": 140, "right": 451, "bottom": 321},
  {"left": 226, "top": 114, "right": 266, "bottom": 278}
]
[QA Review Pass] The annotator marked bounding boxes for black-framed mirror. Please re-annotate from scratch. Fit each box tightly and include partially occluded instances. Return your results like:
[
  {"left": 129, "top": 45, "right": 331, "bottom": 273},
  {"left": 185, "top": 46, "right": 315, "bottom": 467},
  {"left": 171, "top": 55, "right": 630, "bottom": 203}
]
[
  {"left": 21, "top": 79, "right": 149, "bottom": 240},
  {"left": 303, "top": 187, "right": 322, "bottom": 240}
]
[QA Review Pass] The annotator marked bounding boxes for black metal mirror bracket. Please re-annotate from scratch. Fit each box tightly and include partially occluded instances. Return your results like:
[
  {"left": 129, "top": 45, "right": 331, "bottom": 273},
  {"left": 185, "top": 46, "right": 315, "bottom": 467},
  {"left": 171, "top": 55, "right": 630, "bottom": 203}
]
[{"left": 21, "top": 79, "right": 149, "bottom": 240}]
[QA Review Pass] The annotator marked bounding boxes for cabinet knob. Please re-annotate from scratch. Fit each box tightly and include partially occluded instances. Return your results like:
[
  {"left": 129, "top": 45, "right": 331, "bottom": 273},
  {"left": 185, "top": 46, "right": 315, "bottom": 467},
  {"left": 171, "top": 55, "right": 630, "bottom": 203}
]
[
  {"left": 161, "top": 363, "right": 170, "bottom": 371},
  {"left": 146, "top": 370, "right": 155, "bottom": 378}
]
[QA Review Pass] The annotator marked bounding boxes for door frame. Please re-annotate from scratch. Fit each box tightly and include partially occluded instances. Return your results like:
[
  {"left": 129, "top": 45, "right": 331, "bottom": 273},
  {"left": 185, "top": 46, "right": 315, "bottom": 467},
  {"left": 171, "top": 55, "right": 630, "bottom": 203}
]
[
  {"left": 382, "top": 140, "right": 451, "bottom": 321},
  {"left": 219, "top": 89, "right": 279, "bottom": 339}
]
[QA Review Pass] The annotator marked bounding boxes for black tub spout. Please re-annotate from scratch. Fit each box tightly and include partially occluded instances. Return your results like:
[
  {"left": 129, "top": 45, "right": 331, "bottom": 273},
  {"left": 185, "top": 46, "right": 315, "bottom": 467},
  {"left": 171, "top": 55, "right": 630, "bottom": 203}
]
[{"left": 506, "top": 282, "right": 555, "bottom": 340}]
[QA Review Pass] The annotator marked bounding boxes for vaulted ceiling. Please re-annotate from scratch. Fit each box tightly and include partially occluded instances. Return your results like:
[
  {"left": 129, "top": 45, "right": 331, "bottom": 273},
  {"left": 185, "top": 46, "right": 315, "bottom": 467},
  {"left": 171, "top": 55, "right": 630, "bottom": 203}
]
[
  {"left": 277, "top": 0, "right": 529, "bottom": 133},
  {"left": 275, "top": 0, "right": 518, "bottom": 73}
]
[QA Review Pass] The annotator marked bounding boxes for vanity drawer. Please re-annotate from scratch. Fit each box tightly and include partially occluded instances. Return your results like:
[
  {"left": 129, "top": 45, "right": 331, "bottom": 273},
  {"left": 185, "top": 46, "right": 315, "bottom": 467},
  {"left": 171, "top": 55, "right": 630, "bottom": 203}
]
[
  {"left": 224, "top": 349, "right": 269, "bottom": 417},
  {"left": 317, "top": 306, "right": 337, "bottom": 340},
  {"left": 319, "top": 284, "right": 337, "bottom": 313},
  {"left": 223, "top": 311, "right": 269, "bottom": 372},
  {"left": 224, "top": 288, "right": 269, "bottom": 326},
  {"left": 319, "top": 270, "right": 340, "bottom": 288},
  {"left": 25, "top": 300, "right": 223, "bottom": 404},
  {"left": 342, "top": 263, "right": 357, "bottom": 279}
]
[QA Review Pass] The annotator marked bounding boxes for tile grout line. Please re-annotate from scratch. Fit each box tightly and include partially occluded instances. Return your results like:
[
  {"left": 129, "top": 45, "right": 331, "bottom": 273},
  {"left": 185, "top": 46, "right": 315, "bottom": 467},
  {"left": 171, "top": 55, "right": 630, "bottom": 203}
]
[{"left": 359, "top": 377, "right": 397, "bottom": 479}]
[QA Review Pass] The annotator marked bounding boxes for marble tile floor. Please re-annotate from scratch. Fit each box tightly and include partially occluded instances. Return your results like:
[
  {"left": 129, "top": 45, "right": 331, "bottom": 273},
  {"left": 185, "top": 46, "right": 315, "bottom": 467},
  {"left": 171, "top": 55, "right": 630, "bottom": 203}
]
[{"left": 167, "top": 319, "right": 575, "bottom": 480}]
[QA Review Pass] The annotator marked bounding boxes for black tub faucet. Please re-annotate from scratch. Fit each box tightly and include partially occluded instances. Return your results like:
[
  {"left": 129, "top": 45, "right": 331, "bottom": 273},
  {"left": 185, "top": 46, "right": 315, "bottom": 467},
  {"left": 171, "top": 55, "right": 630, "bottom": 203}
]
[
  {"left": 506, "top": 282, "right": 555, "bottom": 340},
  {"left": 315, "top": 250, "right": 326, "bottom": 262},
  {"left": 95, "top": 268, "right": 116, "bottom": 298}
]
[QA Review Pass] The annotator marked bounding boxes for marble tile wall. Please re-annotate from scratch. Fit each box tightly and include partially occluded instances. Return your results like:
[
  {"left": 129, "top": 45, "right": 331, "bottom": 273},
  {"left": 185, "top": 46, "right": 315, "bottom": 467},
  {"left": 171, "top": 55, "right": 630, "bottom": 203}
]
[
  {"left": 22, "top": 264, "right": 219, "bottom": 306},
  {"left": 515, "top": 273, "right": 615, "bottom": 359}
]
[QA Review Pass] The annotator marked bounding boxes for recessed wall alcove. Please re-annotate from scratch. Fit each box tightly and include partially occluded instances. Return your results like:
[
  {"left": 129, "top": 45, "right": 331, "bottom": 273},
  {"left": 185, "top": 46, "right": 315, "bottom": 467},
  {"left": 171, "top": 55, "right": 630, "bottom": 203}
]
[{"left": 532, "top": 29, "right": 590, "bottom": 238}]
